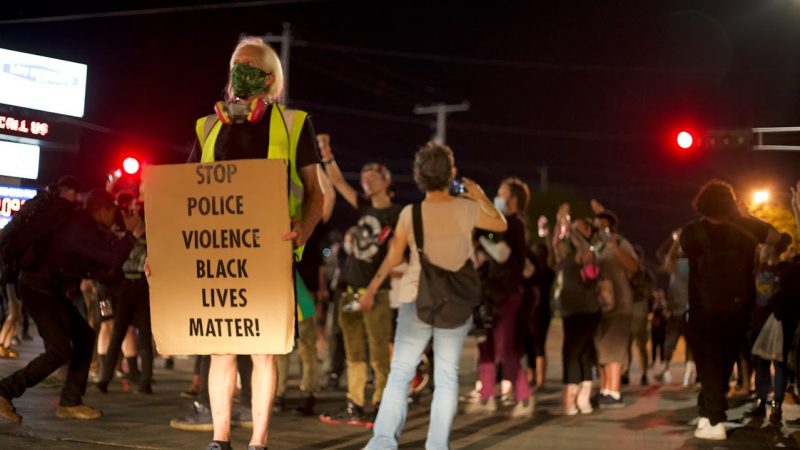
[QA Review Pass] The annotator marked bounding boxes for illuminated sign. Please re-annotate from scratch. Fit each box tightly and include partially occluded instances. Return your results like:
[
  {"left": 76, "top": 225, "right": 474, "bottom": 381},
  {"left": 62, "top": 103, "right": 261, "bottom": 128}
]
[
  {"left": 0, "top": 141, "right": 40, "bottom": 179},
  {"left": 0, "top": 184, "right": 37, "bottom": 229},
  {"left": 0, "top": 48, "right": 87, "bottom": 117},
  {"left": 0, "top": 115, "right": 49, "bottom": 137}
]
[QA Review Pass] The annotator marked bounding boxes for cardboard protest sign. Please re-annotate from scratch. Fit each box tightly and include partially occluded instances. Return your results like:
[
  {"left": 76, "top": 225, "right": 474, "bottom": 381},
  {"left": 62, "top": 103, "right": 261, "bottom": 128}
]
[{"left": 142, "top": 159, "right": 295, "bottom": 355}]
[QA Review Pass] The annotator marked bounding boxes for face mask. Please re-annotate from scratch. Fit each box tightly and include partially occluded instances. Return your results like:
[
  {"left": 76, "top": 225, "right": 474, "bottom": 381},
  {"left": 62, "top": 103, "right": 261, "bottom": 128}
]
[
  {"left": 230, "top": 64, "right": 268, "bottom": 99},
  {"left": 493, "top": 196, "right": 507, "bottom": 214}
]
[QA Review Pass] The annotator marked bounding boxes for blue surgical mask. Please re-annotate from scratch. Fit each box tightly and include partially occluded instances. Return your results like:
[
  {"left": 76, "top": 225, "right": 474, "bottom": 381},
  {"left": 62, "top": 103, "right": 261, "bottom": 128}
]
[{"left": 493, "top": 196, "right": 507, "bottom": 214}]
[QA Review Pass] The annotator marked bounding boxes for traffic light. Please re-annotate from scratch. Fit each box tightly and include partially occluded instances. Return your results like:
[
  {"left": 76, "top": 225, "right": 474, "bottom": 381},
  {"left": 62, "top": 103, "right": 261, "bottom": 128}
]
[
  {"left": 122, "top": 156, "right": 140, "bottom": 175},
  {"left": 704, "top": 128, "right": 751, "bottom": 149},
  {"left": 676, "top": 131, "right": 694, "bottom": 150}
]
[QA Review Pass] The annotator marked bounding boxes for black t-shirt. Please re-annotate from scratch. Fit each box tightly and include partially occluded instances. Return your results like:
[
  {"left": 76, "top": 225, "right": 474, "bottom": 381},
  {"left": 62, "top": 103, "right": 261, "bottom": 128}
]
[
  {"left": 680, "top": 216, "right": 771, "bottom": 315},
  {"left": 187, "top": 104, "right": 319, "bottom": 167},
  {"left": 342, "top": 197, "right": 403, "bottom": 290},
  {"left": 485, "top": 213, "right": 527, "bottom": 297}
]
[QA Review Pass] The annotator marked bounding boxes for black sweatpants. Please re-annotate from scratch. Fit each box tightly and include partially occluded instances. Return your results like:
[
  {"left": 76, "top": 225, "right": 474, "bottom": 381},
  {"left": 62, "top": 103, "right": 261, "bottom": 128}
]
[
  {"left": 0, "top": 281, "right": 95, "bottom": 406},
  {"left": 686, "top": 311, "right": 747, "bottom": 426},
  {"left": 562, "top": 312, "right": 601, "bottom": 384},
  {"left": 100, "top": 278, "right": 153, "bottom": 389}
]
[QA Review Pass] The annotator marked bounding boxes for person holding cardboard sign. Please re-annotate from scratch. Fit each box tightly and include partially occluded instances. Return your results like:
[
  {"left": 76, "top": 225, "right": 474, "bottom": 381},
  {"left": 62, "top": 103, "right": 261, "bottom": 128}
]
[{"left": 184, "top": 36, "right": 323, "bottom": 450}]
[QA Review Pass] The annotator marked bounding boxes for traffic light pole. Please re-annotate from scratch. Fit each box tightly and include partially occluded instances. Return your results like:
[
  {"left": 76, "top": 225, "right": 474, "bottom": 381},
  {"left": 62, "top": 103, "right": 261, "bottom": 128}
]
[{"left": 752, "top": 126, "right": 800, "bottom": 152}]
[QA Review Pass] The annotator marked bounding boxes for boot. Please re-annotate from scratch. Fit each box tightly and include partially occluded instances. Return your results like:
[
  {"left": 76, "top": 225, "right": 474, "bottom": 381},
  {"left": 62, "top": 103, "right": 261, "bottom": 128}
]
[
  {"left": 770, "top": 400, "right": 782, "bottom": 425},
  {"left": 125, "top": 357, "right": 141, "bottom": 383},
  {"left": 744, "top": 398, "right": 766, "bottom": 418}
]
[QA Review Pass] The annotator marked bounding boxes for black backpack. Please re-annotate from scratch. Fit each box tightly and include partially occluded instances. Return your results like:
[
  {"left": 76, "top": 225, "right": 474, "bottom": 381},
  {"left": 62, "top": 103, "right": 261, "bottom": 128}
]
[
  {"left": 693, "top": 221, "right": 755, "bottom": 314},
  {"left": 0, "top": 191, "right": 74, "bottom": 282},
  {"left": 412, "top": 204, "right": 481, "bottom": 328}
]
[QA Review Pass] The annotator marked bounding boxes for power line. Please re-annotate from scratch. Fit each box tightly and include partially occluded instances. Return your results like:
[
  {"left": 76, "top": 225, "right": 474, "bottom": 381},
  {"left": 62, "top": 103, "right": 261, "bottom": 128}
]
[{"left": 0, "top": 0, "right": 323, "bottom": 25}]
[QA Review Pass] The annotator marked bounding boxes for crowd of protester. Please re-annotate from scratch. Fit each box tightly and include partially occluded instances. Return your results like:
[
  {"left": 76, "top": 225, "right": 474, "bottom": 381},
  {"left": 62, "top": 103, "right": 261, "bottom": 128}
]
[{"left": 1, "top": 35, "right": 800, "bottom": 450}]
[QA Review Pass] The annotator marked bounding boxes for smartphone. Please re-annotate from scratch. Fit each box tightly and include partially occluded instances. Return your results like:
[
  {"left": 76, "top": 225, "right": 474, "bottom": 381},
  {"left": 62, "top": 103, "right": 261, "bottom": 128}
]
[{"left": 449, "top": 178, "right": 467, "bottom": 196}]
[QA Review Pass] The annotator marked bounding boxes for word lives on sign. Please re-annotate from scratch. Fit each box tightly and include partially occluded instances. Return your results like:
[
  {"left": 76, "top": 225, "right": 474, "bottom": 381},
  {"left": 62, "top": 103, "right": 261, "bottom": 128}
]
[{"left": 143, "top": 159, "right": 295, "bottom": 355}]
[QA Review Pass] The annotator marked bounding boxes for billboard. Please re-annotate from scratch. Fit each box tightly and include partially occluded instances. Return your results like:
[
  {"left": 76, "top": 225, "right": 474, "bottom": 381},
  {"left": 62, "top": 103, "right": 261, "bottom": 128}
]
[
  {"left": 0, "top": 48, "right": 87, "bottom": 118},
  {"left": 0, "top": 141, "right": 40, "bottom": 179},
  {"left": 0, "top": 184, "right": 37, "bottom": 229}
]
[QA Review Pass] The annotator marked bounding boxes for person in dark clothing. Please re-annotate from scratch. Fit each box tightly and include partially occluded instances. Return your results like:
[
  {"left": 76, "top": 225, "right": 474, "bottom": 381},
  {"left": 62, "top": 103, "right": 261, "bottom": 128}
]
[
  {"left": 527, "top": 243, "right": 555, "bottom": 390},
  {"left": 96, "top": 193, "right": 154, "bottom": 394},
  {"left": 681, "top": 179, "right": 780, "bottom": 440},
  {"left": 0, "top": 187, "right": 141, "bottom": 423},
  {"left": 466, "top": 177, "right": 534, "bottom": 418}
]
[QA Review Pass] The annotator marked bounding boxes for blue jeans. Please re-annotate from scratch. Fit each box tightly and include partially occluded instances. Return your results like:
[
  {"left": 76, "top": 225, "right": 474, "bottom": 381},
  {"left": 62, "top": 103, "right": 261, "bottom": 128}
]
[{"left": 366, "top": 302, "right": 472, "bottom": 450}]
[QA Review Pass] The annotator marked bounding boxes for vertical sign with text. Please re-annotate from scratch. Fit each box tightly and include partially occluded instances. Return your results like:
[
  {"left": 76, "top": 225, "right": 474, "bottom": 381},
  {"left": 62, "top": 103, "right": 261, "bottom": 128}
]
[{"left": 142, "top": 159, "right": 294, "bottom": 355}]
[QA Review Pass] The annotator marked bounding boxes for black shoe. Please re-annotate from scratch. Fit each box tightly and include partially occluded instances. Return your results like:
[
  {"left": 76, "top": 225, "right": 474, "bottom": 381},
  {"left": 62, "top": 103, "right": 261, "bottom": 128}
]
[
  {"left": 136, "top": 384, "right": 153, "bottom": 395},
  {"left": 21, "top": 333, "right": 33, "bottom": 341},
  {"left": 272, "top": 395, "right": 286, "bottom": 414},
  {"left": 745, "top": 398, "right": 767, "bottom": 418},
  {"left": 621, "top": 375, "right": 630, "bottom": 386},
  {"left": 319, "top": 400, "right": 370, "bottom": 427},
  {"left": 170, "top": 401, "right": 213, "bottom": 431},
  {"left": 770, "top": 400, "right": 782, "bottom": 425},
  {"left": 294, "top": 394, "right": 316, "bottom": 417},
  {"left": 597, "top": 394, "right": 625, "bottom": 409},
  {"left": 206, "top": 441, "right": 232, "bottom": 450},
  {"left": 95, "top": 380, "right": 109, "bottom": 394},
  {"left": 641, "top": 375, "right": 649, "bottom": 386},
  {"left": 164, "top": 358, "right": 175, "bottom": 370}
]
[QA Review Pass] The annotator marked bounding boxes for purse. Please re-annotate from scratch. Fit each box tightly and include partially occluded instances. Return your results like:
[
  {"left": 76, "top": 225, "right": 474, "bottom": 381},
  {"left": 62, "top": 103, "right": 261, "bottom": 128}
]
[{"left": 412, "top": 204, "right": 481, "bottom": 328}]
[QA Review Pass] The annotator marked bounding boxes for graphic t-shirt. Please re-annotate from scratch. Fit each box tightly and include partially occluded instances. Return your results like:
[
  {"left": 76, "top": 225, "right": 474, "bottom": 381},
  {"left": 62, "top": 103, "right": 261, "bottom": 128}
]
[{"left": 342, "top": 197, "right": 402, "bottom": 290}]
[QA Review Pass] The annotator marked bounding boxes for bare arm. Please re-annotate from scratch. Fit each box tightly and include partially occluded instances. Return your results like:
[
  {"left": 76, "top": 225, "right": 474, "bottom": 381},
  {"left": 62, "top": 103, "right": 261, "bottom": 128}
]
[
  {"left": 461, "top": 177, "right": 507, "bottom": 233},
  {"left": 317, "top": 165, "right": 336, "bottom": 223},
  {"left": 317, "top": 134, "right": 359, "bottom": 208},
  {"left": 359, "top": 225, "right": 409, "bottom": 310},
  {"left": 283, "top": 164, "right": 323, "bottom": 247}
]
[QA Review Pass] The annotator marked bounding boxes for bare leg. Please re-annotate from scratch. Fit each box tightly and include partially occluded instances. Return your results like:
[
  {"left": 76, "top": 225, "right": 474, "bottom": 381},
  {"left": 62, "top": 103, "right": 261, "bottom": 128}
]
[
  {"left": 121, "top": 326, "right": 137, "bottom": 358},
  {"left": 536, "top": 356, "right": 547, "bottom": 388},
  {"left": 97, "top": 320, "right": 112, "bottom": 355},
  {"left": 607, "top": 362, "right": 622, "bottom": 393},
  {"left": 210, "top": 354, "right": 237, "bottom": 442},
  {"left": 249, "top": 354, "right": 276, "bottom": 447},
  {"left": 0, "top": 300, "right": 20, "bottom": 348}
]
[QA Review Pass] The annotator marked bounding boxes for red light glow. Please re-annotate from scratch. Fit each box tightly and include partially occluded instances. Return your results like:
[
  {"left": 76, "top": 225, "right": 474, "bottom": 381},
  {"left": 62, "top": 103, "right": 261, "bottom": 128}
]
[
  {"left": 122, "top": 157, "right": 140, "bottom": 175},
  {"left": 676, "top": 131, "right": 694, "bottom": 149}
]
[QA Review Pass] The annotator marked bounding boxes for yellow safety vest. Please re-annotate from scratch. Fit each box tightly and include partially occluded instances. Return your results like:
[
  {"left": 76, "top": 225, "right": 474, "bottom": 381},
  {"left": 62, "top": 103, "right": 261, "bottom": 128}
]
[{"left": 195, "top": 104, "right": 308, "bottom": 260}]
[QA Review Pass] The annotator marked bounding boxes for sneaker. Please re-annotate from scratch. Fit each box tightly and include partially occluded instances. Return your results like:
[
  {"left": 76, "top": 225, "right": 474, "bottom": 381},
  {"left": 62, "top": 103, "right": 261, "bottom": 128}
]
[
  {"left": 510, "top": 398, "right": 534, "bottom": 419},
  {"left": 577, "top": 401, "right": 593, "bottom": 414},
  {"left": 562, "top": 404, "right": 579, "bottom": 416},
  {"left": 499, "top": 393, "right": 516, "bottom": 407},
  {"left": 56, "top": 404, "right": 102, "bottom": 420},
  {"left": 232, "top": 403, "right": 253, "bottom": 429},
  {"left": 319, "top": 400, "right": 371, "bottom": 427},
  {"left": 621, "top": 374, "right": 630, "bottom": 386},
  {"left": 694, "top": 417, "right": 726, "bottom": 440},
  {"left": 0, "top": 396, "right": 21, "bottom": 423},
  {"left": 597, "top": 394, "right": 624, "bottom": 409},
  {"left": 170, "top": 401, "right": 213, "bottom": 431},
  {"left": 662, "top": 370, "right": 673, "bottom": 384},
  {"left": 463, "top": 396, "right": 497, "bottom": 415}
]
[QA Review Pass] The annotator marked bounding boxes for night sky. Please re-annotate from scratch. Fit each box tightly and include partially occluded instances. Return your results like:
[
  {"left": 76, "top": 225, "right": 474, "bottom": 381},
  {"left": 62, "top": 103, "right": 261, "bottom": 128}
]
[{"left": 1, "top": 1, "right": 799, "bottom": 256}]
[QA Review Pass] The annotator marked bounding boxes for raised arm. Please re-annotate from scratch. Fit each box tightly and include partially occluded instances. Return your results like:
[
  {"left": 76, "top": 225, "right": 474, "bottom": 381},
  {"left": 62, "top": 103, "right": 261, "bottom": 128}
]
[
  {"left": 461, "top": 177, "right": 507, "bottom": 233},
  {"left": 317, "top": 134, "right": 359, "bottom": 208}
]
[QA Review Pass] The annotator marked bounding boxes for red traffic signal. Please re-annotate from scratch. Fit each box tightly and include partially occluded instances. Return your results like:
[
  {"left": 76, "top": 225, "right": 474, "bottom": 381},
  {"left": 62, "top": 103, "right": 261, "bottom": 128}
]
[
  {"left": 676, "top": 131, "right": 694, "bottom": 150},
  {"left": 122, "top": 157, "right": 140, "bottom": 175}
]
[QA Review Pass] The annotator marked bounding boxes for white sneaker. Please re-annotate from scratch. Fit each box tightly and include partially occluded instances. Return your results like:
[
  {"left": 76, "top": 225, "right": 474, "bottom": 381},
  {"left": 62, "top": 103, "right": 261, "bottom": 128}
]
[
  {"left": 464, "top": 396, "right": 497, "bottom": 415},
  {"left": 577, "top": 402, "right": 593, "bottom": 414},
  {"left": 694, "top": 417, "right": 726, "bottom": 440},
  {"left": 510, "top": 398, "right": 534, "bottom": 419},
  {"left": 562, "top": 404, "right": 579, "bottom": 416},
  {"left": 662, "top": 370, "right": 673, "bottom": 384}
]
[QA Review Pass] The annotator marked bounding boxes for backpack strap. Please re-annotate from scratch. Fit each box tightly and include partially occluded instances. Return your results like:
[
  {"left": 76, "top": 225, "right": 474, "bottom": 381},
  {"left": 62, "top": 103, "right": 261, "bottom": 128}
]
[{"left": 412, "top": 203, "right": 425, "bottom": 255}]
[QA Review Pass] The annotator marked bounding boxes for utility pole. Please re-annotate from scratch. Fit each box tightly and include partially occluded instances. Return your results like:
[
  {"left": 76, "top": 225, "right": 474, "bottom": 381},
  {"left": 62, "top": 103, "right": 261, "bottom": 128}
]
[
  {"left": 752, "top": 126, "right": 800, "bottom": 152},
  {"left": 413, "top": 102, "right": 470, "bottom": 145},
  {"left": 262, "top": 22, "right": 292, "bottom": 104}
]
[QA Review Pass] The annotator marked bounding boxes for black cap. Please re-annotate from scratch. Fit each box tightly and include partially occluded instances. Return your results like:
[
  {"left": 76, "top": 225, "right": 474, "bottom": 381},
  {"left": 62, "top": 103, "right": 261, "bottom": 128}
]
[{"left": 55, "top": 175, "right": 82, "bottom": 192}]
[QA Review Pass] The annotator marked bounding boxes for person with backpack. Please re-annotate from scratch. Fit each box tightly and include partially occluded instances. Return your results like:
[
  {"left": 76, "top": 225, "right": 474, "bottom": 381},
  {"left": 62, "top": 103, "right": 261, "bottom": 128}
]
[
  {"left": 681, "top": 179, "right": 781, "bottom": 440},
  {"left": 361, "top": 143, "right": 507, "bottom": 450},
  {"left": 0, "top": 187, "right": 142, "bottom": 423}
]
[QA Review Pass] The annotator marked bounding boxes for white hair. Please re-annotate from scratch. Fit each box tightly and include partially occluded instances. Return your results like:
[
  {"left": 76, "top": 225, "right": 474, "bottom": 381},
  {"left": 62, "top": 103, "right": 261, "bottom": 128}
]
[{"left": 226, "top": 36, "right": 284, "bottom": 102}]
